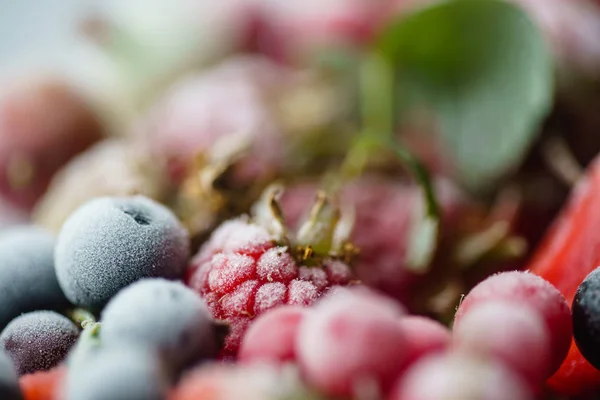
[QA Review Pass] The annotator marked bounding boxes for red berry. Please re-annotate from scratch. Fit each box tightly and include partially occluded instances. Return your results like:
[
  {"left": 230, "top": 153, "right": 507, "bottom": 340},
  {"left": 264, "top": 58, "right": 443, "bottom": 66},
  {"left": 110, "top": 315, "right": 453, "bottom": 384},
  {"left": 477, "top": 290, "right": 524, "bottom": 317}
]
[
  {"left": 186, "top": 217, "right": 353, "bottom": 356},
  {"left": 296, "top": 288, "right": 407, "bottom": 397},
  {"left": 454, "top": 271, "right": 571, "bottom": 375},
  {"left": 389, "top": 352, "right": 533, "bottom": 400},
  {"left": 238, "top": 306, "right": 307, "bottom": 363},
  {"left": 527, "top": 155, "right": 600, "bottom": 395},
  {"left": 19, "top": 366, "right": 65, "bottom": 400},
  {"left": 453, "top": 301, "right": 553, "bottom": 384},
  {"left": 400, "top": 315, "right": 450, "bottom": 367},
  {"left": 0, "top": 78, "right": 103, "bottom": 210}
]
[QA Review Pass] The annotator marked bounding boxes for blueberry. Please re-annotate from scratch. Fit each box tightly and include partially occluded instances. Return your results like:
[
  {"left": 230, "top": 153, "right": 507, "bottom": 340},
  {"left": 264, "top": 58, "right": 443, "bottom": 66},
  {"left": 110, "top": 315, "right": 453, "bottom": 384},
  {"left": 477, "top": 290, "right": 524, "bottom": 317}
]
[
  {"left": 573, "top": 266, "right": 600, "bottom": 370},
  {"left": 55, "top": 196, "right": 190, "bottom": 310},
  {"left": 63, "top": 345, "right": 168, "bottom": 400},
  {"left": 100, "top": 278, "right": 217, "bottom": 374},
  {"left": 0, "top": 350, "right": 22, "bottom": 400},
  {"left": 0, "top": 226, "right": 71, "bottom": 330},
  {"left": 0, "top": 311, "right": 79, "bottom": 375}
]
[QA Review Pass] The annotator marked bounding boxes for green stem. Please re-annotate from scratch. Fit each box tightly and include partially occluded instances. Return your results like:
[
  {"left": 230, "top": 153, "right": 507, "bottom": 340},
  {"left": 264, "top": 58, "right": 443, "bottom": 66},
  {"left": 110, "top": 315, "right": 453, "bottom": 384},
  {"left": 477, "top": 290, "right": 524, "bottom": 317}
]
[{"left": 67, "top": 308, "right": 96, "bottom": 329}]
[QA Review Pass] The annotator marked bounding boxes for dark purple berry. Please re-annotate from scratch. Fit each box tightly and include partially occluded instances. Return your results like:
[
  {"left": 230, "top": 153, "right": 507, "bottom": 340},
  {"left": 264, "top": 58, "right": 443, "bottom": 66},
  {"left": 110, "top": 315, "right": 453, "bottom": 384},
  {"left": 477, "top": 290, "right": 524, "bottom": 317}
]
[{"left": 0, "top": 311, "right": 79, "bottom": 375}]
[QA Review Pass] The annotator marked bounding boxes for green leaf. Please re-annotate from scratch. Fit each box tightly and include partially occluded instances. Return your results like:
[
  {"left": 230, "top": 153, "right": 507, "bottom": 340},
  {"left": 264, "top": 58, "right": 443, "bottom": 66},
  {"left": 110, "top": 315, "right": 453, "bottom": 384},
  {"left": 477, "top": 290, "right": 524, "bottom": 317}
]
[{"left": 377, "top": 0, "right": 553, "bottom": 192}]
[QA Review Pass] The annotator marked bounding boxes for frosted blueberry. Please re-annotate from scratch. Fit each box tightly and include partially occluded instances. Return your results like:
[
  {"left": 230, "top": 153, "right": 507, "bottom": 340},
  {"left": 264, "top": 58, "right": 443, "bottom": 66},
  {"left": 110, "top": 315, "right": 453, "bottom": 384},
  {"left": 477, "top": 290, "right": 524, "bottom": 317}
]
[
  {"left": 55, "top": 196, "right": 190, "bottom": 310},
  {"left": 100, "top": 278, "right": 218, "bottom": 373},
  {"left": 0, "top": 311, "right": 79, "bottom": 375},
  {"left": 0, "top": 226, "right": 70, "bottom": 330}
]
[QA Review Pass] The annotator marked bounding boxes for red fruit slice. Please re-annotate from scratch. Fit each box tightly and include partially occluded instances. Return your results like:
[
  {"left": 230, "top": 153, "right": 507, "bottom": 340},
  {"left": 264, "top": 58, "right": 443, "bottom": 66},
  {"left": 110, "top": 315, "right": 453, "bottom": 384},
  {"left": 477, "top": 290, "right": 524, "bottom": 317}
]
[
  {"left": 20, "top": 366, "right": 66, "bottom": 400},
  {"left": 528, "top": 156, "right": 600, "bottom": 395}
]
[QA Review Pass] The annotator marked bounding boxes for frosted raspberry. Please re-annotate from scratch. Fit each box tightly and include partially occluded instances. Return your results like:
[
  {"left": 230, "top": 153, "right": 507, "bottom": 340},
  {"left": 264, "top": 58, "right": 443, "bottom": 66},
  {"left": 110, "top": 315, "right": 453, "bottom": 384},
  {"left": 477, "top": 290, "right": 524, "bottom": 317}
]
[
  {"left": 325, "top": 260, "right": 352, "bottom": 285},
  {"left": 208, "top": 254, "right": 257, "bottom": 294},
  {"left": 186, "top": 215, "right": 355, "bottom": 357},
  {"left": 257, "top": 248, "right": 297, "bottom": 283},
  {"left": 254, "top": 283, "right": 287, "bottom": 314},
  {"left": 298, "top": 266, "right": 328, "bottom": 291},
  {"left": 221, "top": 280, "right": 260, "bottom": 318},
  {"left": 287, "top": 280, "right": 320, "bottom": 306}
]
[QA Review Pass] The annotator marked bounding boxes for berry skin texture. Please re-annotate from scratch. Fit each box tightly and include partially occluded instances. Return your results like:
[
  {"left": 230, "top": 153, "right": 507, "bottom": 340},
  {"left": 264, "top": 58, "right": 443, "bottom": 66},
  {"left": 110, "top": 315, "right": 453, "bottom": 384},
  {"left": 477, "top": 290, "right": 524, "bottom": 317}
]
[
  {"left": 572, "top": 266, "right": 600, "bottom": 369},
  {"left": 388, "top": 352, "right": 533, "bottom": 400},
  {"left": 0, "top": 78, "right": 103, "bottom": 210},
  {"left": 0, "top": 349, "right": 22, "bottom": 400},
  {"left": 527, "top": 155, "right": 600, "bottom": 394},
  {"left": 187, "top": 217, "right": 352, "bottom": 356},
  {"left": 100, "top": 278, "right": 218, "bottom": 374},
  {"left": 0, "top": 227, "right": 71, "bottom": 330},
  {"left": 62, "top": 346, "right": 168, "bottom": 400},
  {"left": 55, "top": 195, "right": 190, "bottom": 311},
  {"left": 453, "top": 301, "right": 552, "bottom": 384},
  {"left": 19, "top": 367, "right": 65, "bottom": 400},
  {"left": 399, "top": 315, "right": 450, "bottom": 367},
  {"left": 296, "top": 288, "right": 407, "bottom": 397},
  {"left": 454, "top": 271, "right": 571, "bottom": 375},
  {"left": 238, "top": 306, "right": 307, "bottom": 364},
  {"left": 0, "top": 311, "right": 79, "bottom": 376}
]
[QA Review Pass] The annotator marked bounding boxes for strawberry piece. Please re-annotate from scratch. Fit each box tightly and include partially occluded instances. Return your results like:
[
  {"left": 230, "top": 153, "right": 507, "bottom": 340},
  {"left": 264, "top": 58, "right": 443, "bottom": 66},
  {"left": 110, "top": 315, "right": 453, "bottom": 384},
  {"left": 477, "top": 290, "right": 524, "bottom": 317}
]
[
  {"left": 19, "top": 366, "right": 65, "bottom": 400},
  {"left": 528, "top": 156, "right": 600, "bottom": 395}
]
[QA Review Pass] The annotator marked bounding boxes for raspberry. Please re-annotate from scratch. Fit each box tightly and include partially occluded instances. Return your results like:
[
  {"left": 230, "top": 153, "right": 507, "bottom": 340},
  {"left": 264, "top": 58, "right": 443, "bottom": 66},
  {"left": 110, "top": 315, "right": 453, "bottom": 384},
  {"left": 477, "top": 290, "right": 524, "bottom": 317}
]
[
  {"left": 19, "top": 366, "right": 65, "bottom": 400},
  {"left": 239, "top": 306, "right": 307, "bottom": 363},
  {"left": 187, "top": 191, "right": 355, "bottom": 357}
]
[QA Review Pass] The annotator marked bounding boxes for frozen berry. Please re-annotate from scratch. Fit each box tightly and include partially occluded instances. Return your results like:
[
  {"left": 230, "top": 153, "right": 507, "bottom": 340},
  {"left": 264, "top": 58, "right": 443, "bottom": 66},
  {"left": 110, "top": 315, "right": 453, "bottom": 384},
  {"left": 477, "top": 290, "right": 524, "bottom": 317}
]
[
  {"left": 187, "top": 213, "right": 353, "bottom": 356},
  {"left": 0, "top": 311, "right": 79, "bottom": 376},
  {"left": 453, "top": 301, "right": 553, "bottom": 383},
  {"left": 296, "top": 288, "right": 407, "bottom": 396},
  {"left": 389, "top": 352, "right": 533, "bottom": 400},
  {"left": 0, "top": 227, "right": 71, "bottom": 330},
  {"left": 140, "top": 56, "right": 289, "bottom": 185},
  {"left": 19, "top": 367, "right": 65, "bottom": 400},
  {"left": 100, "top": 278, "right": 217, "bottom": 373},
  {"left": 0, "top": 77, "right": 103, "bottom": 210},
  {"left": 55, "top": 196, "right": 190, "bottom": 310},
  {"left": 454, "top": 271, "right": 571, "bottom": 374},
  {"left": 572, "top": 266, "right": 600, "bottom": 370},
  {"left": 400, "top": 315, "right": 450, "bottom": 366},
  {"left": 62, "top": 346, "right": 168, "bottom": 400},
  {"left": 239, "top": 306, "right": 307, "bottom": 363},
  {"left": 0, "top": 349, "right": 22, "bottom": 400}
]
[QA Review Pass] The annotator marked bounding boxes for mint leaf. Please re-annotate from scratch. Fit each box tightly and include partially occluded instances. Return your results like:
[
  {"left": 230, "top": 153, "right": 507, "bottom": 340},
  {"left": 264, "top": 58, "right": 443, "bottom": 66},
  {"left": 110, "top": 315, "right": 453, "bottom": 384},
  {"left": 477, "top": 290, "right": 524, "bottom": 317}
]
[{"left": 377, "top": 0, "right": 553, "bottom": 192}]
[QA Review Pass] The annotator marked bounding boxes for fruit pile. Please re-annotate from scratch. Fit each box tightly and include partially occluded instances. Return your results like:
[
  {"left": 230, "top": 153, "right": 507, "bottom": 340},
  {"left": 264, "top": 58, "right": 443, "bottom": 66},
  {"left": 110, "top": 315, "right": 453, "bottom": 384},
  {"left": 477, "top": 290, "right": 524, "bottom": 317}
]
[{"left": 4, "top": 0, "right": 600, "bottom": 399}]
